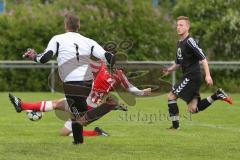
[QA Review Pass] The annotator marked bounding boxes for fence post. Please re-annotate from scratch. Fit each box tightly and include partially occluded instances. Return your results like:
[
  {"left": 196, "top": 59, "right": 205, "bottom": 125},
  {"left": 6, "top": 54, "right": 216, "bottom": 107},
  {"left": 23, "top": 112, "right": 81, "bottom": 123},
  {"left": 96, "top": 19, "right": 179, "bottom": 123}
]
[
  {"left": 170, "top": 61, "right": 176, "bottom": 85},
  {"left": 172, "top": 71, "right": 176, "bottom": 85},
  {"left": 50, "top": 62, "right": 55, "bottom": 93}
]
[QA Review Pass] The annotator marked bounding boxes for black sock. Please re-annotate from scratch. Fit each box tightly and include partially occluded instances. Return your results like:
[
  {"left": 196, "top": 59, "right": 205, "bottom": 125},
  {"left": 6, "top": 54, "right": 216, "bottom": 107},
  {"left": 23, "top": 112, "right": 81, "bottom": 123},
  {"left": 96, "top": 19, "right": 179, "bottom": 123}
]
[
  {"left": 211, "top": 93, "right": 218, "bottom": 101},
  {"left": 71, "top": 120, "right": 83, "bottom": 143},
  {"left": 197, "top": 98, "right": 212, "bottom": 111},
  {"left": 168, "top": 100, "right": 179, "bottom": 129}
]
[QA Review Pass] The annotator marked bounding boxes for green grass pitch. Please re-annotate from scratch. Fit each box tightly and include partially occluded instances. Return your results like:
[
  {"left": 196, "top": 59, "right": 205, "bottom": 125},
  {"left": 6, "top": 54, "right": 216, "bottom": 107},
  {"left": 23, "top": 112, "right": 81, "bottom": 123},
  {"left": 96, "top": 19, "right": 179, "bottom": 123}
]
[{"left": 0, "top": 92, "right": 239, "bottom": 160}]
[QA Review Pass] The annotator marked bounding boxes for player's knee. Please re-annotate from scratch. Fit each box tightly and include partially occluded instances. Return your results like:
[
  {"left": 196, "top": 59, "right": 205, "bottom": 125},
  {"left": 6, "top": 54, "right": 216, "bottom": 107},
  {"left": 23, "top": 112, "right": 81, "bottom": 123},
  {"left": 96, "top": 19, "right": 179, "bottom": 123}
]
[
  {"left": 188, "top": 108, "right": 196, "bottom": 113},
  {"left": 59, "top": 127, "right": 71, "bottom": 136},
  {"left": 52, "top": 100, "right": 58, "bottom": 109},
  {"left": 167, "top": 92, "right": 177, "bottom": 100},
  {"left": 187, "top": 103, "right": 197, "bottom": 113},
  {"left": 188, "top": 98, "right": 199, "bottom": 113},
  {"left": 53, "top": 98, "right": 69, "bottom": 111}
]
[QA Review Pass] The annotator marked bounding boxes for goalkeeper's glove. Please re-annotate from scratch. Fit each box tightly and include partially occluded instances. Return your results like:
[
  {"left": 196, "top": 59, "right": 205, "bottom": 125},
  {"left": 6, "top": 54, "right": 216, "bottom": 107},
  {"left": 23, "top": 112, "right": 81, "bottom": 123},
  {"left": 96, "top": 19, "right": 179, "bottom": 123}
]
[{"left": 22, "top": 48, "right": 37, "bottom": 61}]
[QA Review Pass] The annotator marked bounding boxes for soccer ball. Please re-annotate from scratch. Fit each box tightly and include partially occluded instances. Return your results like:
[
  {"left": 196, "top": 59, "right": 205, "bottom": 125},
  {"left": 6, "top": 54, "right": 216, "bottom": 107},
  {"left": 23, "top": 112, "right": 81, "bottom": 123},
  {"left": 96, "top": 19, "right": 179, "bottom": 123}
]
[{"left": 26, "top": 111, "right": 43, "bottom": 121}]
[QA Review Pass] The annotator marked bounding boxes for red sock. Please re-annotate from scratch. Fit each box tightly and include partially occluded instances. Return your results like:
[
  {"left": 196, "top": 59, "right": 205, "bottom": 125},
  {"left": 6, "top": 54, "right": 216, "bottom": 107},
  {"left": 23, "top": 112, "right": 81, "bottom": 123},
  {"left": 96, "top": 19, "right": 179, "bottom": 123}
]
[
  {"left": 21, "top": 101, "right": 53, "bottom": 112},
  {"left": 83, "top": 130, "right": 99, "bottom": 136},
  {"left": 87, "top": 105, "right": 93, "bottom": 110},
  {"left": 21, "top": 101, "right": 42, "bottom": 111}
]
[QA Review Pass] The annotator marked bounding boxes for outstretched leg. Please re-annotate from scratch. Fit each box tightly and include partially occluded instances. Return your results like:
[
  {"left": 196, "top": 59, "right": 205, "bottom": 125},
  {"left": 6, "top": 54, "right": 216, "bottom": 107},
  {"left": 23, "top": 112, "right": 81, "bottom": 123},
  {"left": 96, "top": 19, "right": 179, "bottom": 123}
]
[
  {"left": 188, "top": 88, "right": 233, "bottom": 113},
  {"left": 9, "top": 93, "right": 68, "bottom": 112}
]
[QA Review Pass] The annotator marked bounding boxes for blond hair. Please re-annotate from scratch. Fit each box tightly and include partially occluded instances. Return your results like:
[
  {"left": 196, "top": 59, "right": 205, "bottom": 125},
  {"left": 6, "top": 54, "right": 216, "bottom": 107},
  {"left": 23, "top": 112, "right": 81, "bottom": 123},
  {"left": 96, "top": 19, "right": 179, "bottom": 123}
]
[{"left": 177, "top": 16, "right": 190, "bottom": 26}]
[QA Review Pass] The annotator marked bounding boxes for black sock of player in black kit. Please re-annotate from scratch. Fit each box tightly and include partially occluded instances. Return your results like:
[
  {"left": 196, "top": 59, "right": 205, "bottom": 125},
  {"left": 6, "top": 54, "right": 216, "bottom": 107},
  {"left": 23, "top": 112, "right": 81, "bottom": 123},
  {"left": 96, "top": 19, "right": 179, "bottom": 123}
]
[
  {"left": 168, "top": 100, "right": 179, "bottom": 129},
  {"left": 197, "top": 98, "right": 212, "bottom": 111},
  {"left": 72, "top": 120, "right": 83, "bottom": 144},
  {"left": 211, "top": 93, "right": 218, "bottom": 101}
]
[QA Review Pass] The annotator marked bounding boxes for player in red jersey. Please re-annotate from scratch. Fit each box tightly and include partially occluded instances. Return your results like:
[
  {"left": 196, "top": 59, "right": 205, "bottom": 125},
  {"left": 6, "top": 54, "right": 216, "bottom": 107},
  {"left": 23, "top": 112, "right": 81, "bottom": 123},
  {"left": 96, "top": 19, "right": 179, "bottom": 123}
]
[
  {"left": 9, "top": 60, "right": 151, "bottom": 136},
  {"left": 9, "top": 59, "right": 150, "bottom": 112}
]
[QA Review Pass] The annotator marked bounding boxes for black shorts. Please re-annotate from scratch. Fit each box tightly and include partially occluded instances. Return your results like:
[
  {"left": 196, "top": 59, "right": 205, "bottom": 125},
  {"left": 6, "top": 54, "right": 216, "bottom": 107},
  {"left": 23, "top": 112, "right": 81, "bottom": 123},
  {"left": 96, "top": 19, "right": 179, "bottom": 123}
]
[
  {"left": 63, "top": 80, "right": 92, "bottom": 117},
  {"left": 172, "top": 74, "right": 202, "bottom": 104}
]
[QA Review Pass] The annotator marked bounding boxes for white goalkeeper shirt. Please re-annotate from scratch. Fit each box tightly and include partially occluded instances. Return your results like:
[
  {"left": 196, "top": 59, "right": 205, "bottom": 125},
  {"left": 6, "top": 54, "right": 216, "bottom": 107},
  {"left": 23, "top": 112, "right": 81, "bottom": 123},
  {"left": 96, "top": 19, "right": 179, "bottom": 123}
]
[{"left": 40, "top": 32, "right": 107, "bottom": 82}]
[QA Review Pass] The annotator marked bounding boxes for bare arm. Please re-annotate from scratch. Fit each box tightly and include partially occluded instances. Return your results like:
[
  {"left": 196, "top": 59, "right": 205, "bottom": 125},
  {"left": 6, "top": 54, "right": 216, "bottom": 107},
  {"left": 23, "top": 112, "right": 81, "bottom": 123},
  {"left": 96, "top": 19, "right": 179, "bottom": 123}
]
[
  {"left": 117, "top": 70, "right": 151, "bottom": 96},
  {"left": 201, "top": 59, "right": 213, "bottom": 85},
  {"left": 23, "top": 36, "right": 59, "bottom": 63},
  {"left": 162, "top": 63, "right": 180, "bottom": 77},
  {"left": 127, "top": 84, "right": 151, "bottom": 96}
]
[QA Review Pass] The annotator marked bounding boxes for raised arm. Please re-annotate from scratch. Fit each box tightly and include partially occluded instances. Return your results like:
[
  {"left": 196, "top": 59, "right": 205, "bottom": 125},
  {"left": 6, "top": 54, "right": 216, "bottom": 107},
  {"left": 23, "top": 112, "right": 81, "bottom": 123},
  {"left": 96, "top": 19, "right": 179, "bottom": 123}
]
[
  {"left": 127, "top": 84, "right": 151, "bottom": 96},
  {"left": 23, "top": 36, "right": 58, "bottom": 64},
  {"left": 116, "top": 69, "right": 151, "bottom": 96},
  {"left": 89, "top": 40, "right": 115, "bottom": 67}
]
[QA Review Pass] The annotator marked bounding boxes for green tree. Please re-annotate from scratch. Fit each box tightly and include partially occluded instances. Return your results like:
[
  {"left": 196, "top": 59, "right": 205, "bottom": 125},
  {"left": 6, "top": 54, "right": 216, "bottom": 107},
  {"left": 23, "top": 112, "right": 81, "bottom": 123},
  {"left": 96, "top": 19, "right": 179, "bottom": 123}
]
[
  {"left": 1, "top": 0, "right": 176, "bottom": 61},
  {"left": 0, "top": 0, "right": 176, "bottom": 91}
]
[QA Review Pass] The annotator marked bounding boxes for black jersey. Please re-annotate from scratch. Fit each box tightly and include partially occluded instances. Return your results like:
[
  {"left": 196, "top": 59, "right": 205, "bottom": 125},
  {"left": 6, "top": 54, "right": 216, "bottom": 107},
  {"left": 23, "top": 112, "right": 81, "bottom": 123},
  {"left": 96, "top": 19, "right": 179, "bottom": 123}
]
[{"left": 175, "top": 36, "right": 206, "bottom": 76}]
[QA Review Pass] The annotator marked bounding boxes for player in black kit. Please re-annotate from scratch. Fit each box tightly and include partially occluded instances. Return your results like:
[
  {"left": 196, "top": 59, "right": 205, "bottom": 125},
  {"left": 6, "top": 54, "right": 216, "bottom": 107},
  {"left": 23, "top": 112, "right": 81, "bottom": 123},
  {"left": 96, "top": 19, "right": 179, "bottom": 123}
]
[{"left": 163, "top": 16, "right": 233, "bottom": 129}]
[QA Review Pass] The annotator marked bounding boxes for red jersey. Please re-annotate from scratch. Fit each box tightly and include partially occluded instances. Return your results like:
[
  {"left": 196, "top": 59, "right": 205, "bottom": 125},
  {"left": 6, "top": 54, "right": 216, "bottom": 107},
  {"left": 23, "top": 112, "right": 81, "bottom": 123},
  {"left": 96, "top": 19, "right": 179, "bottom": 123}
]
[{"left": 87, "top": 60, "right": 130, "bottom": 107}]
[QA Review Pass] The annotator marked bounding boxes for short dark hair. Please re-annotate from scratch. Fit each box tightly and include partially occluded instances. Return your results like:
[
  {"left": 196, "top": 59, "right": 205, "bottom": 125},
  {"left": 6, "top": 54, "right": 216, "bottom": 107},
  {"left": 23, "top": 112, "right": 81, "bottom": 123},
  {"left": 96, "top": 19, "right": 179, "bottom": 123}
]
[
  {"left": 64, "top": 12, "right": 80, "bottom": 32},
  {"left": 177, "top": 16, "right": 190, "bottom": 26}
]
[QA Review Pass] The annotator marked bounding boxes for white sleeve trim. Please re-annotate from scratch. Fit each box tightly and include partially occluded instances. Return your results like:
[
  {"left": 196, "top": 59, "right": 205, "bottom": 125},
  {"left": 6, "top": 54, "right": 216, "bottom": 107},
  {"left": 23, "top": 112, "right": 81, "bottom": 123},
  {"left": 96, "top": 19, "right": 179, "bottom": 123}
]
[
  {"left": 35, "top": 53, "right": 42, "bottom": 63},
  {"left": 187, "top": 38, "right": 206, "bottom": 59},
  {"left": 127, "top": 84, "right": 144, "bottom": 96}
]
